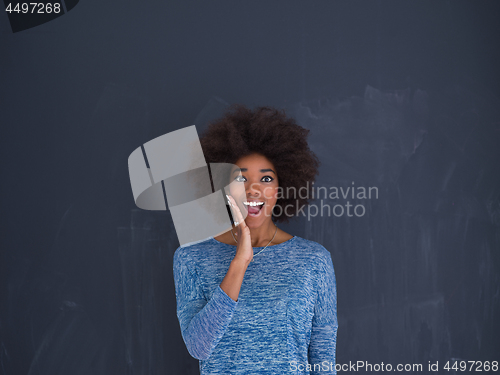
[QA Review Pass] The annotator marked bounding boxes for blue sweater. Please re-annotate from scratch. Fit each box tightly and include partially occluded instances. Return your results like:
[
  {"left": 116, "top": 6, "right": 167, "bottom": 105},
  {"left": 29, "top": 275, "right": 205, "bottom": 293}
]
[{"left": 173, "top": 235, "right": 338, "bottom": 374}]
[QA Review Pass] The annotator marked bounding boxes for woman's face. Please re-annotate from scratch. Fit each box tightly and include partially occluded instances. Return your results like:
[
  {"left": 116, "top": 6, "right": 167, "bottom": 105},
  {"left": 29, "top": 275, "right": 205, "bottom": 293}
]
[{"left": 228, "top": 153, "right": 279, "bottom": 228}]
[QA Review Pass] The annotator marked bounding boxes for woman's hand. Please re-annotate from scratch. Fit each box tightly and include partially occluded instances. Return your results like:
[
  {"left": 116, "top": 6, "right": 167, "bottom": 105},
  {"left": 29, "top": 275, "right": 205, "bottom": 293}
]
[
  {"left": 226, "top": 194, "right": 253, "bottom": 265},
  {"left": 219, "top": 194, "right": 253, "bottom": 302}
]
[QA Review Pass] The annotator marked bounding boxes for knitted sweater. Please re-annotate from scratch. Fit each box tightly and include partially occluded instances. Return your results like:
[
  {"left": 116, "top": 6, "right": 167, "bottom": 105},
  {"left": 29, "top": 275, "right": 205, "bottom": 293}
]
[{"left": 173, "top": 235, "right": 338, "bottom": 374}]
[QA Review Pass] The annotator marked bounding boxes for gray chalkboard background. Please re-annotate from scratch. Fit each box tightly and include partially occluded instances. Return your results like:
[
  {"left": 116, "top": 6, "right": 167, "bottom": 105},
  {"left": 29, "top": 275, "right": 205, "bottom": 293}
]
[{"left": 1, "top": 1, "right": 499, "bottom": 374}]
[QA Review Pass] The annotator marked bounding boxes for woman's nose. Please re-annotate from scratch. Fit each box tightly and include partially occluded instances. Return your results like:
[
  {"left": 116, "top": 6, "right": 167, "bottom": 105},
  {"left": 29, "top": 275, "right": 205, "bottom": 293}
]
[{"left": 246, "top": 182, "right": 262, "bottom": 197}]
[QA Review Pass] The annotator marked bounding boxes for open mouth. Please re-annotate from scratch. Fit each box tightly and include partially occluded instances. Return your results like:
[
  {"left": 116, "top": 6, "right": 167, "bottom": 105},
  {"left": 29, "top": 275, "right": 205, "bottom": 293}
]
[{"left": 243, "top": 201, "right": 264, "bottom": 217}]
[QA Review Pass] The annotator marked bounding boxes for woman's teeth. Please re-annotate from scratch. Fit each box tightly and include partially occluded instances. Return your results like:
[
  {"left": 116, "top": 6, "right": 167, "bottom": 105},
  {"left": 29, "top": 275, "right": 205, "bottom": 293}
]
[{"left": 243, "top": 201, "right": 264, "bottom": 207}]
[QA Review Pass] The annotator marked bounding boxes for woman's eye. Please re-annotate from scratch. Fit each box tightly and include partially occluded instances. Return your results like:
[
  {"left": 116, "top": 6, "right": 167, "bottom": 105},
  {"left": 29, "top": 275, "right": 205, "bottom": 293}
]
[{"left": 234, "top": 175, "right": 274, "bottom": 182}]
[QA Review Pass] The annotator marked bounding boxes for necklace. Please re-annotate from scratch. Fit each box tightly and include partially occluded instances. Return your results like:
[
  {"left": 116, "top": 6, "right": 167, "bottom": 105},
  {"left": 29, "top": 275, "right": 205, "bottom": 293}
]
[{"left": 230, "top": 223, "right": 278, "bottom": 262}]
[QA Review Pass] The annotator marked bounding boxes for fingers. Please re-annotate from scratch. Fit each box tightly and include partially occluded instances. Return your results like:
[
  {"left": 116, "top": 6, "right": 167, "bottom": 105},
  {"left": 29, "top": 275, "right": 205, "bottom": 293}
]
[
  {"left": 227, "top": 194, "right": 253, "bottom": 262},
  {"left": 226, "top": 194, "right": 243, "bottom": 225},
  {"left": 226, "top": 194, "right": 247, "bottom": 230}
]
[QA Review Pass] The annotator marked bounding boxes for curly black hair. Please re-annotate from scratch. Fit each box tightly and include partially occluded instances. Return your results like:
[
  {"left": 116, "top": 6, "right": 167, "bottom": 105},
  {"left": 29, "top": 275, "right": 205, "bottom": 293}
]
[{"left": 199, "top": 104, "right": 320, "bottom": 223}]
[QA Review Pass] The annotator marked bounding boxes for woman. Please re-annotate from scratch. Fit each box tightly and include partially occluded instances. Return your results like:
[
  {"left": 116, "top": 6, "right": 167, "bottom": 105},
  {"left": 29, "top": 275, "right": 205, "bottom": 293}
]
[{"left": 173, "top": 104, "right": 338, "bottom": 374}]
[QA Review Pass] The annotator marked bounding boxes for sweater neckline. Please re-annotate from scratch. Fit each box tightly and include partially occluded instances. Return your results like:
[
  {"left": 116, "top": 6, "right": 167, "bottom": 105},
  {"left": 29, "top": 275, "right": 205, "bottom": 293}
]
[{"left": 209, "top": 235, "right": 297, "bottom": 249}]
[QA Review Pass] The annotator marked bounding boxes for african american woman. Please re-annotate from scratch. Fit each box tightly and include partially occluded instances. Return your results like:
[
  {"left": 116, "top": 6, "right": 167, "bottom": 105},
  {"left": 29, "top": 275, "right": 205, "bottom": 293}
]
[{"left": 173, "top": 104, "right": 338, "bottom": 374}]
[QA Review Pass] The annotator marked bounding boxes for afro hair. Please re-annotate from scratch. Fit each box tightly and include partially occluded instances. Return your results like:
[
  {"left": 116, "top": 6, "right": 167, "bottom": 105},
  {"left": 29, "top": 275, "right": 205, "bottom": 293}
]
[{"left": 199, "top": 104, "right": 320, "bottom": 223}]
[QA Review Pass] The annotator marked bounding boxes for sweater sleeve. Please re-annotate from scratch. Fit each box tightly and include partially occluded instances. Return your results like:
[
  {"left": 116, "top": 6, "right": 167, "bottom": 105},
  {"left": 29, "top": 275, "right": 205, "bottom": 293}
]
[
  {"left": 308, "top": 250, "right": 338, "bottom": 375},
  {"left": 173, "top": 248, "right": 238, "bottom": 360}
]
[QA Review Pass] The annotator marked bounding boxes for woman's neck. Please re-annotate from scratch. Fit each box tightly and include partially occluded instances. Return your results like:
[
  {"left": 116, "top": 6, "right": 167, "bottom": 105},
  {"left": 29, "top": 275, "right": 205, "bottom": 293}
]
[{"left": 244, "top": 221, "right": 277, "bottom": 247}]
